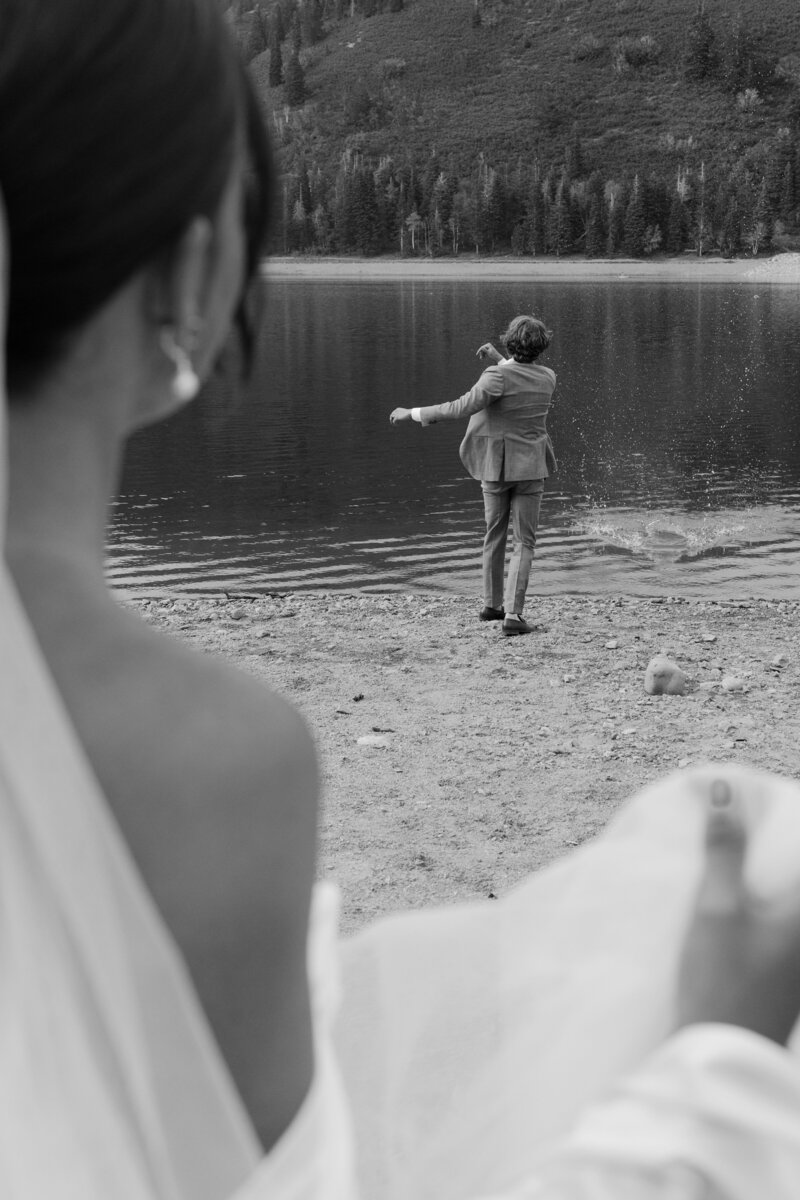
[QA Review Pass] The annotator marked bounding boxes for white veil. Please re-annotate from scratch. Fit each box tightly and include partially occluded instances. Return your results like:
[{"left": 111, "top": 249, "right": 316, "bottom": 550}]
[{"left": 0, "top": 229, "right": 262, "bottom": 1199}]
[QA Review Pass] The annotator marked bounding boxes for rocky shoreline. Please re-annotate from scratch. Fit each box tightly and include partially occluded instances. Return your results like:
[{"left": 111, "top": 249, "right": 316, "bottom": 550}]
[{"left": 130, "top": 590, "right": 800, "bottom": 932}]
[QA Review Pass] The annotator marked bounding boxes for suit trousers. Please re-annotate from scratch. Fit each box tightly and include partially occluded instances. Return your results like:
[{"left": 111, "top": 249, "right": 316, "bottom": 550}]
[{"left": 480, "top": 477, "right": 545, "bottom": 615}]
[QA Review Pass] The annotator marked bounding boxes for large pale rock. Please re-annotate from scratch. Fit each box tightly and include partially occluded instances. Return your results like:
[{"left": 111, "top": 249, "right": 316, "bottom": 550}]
[{"left": 644, "top": 655, "right": 687, "bottom": 696}]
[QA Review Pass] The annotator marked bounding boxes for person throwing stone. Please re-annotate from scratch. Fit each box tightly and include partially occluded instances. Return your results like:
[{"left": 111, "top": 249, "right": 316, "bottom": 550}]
[{"left": 390, "top": 315, "right": 556, "bottom": 636}]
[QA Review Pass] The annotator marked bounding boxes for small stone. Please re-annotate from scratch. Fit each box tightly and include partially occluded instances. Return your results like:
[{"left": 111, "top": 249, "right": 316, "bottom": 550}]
[
  {"left": 562, "top": 674, "right": 576, "bottom": 683},
  {"left": 357, "top": 734, "right": 390, "bottom": 749},
  {"left": 229, "top": 607, "right": 246, "bottom": 621},
  {"left": 677, "top": 757, "right": 692, "bottom": 769},
  {"left": 771, "top": 653, "right": 789, "bottom": 668},
  {"left": 621, "top": 726, "right": 637, "bottom": 735},
  {"left": 644, "top": 656, "right": 687, "bottom": 696},
  {"left": 605, "top": 639, "right": 619, "bottom": 650},
  {"left": 721, "top": 675, "right": 745, "bottom": 693},
  {"left": 701, "top": 633, "right": 717, "bottom": 642}
]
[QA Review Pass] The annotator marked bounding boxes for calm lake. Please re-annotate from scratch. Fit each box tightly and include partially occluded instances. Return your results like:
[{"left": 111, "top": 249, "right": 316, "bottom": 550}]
[{"left": 110, "top": 276, "right": 800, "bottom": 600}]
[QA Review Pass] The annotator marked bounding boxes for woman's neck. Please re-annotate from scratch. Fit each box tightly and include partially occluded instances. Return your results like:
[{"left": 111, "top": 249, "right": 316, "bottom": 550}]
[{"left": 5, "top": 387, "right": 126, "bottom": 598}]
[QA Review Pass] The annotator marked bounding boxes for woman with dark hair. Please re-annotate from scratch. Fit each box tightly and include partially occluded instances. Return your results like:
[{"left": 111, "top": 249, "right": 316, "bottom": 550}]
[
  {"left": 0, "top": 2, "right": 349, "bottom": 1195},
  {"left": 4, "top": 6, "right": 800, "bottom": 1199},
  {"left": 390, "top": 315, "right": 557, "bottom": 637}
]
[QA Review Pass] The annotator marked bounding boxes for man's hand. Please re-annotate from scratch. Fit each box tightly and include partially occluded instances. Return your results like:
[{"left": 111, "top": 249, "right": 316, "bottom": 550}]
[
  {"left": 476, "top": 342, "right": 502, "bottom": 364},
  {"left": 676, "top": 779, "right": 800, "bottom": 1046},
  {"left": 389, "top": 408, "right": 413, "bottom": 424}
]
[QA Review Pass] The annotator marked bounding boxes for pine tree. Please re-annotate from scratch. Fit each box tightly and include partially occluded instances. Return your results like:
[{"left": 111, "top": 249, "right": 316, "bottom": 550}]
[
  {"left": 764, "top": 138, "right": 791, "bottom": 213},
  {"left": 431, "top": 172, "right": 456, "bottom": 229},
  {"left": 780, "top": 160, "right": 796, "bottom": 222},
  {"left": 749, "top": 178, "right": 773, "bottom": 255},
  {"left": 644, "top": 175, "right": 670, "bottom": 242},
  {"left": 691, "top": 161, "right": 709, "bottom": 256},
  {"left": 546, "top": 173, "right": 573, "bottom": 257},
  {"left": 301, "top": 0, "right": 324, "bottom": 44},
  {"left": 268, "top": 38, "right": 284, "bottom": 87},
  {"left": 375, "top": 163, "right": 402, "bottom": 248},
  {"left": 526, "top": 186, "right": 546, "bottom": 256},
  {"left": 311, "top": 202, "right": 332, "bottom": 253},
  {"left": 298, "top": 159, "right": 313, "bottom": 216},
  {"left": 290, "top": 10, "right": 302, "bottom": 54},
  {"left": 623, "top": 178, "right": 646, "bottom": 256},
  {"left": 719, "top": 194, "right": 741, "bottom": 258},
  {"left": 235, "top": 9, "right": 268, "bottom": 63},
  {"left": 606, "top": 182, "right": 628, "bottom": 256},
  {"left": 273, "top": 4, "right": 287, "bottom": 43},
  {"left": 666, "top": 192, "right": 689, "bottom": 254},
  {"left": 284, "top": 51, "right": 306, "bottom": 106},
  {"left": 482, "top": 172, "right": 509, "bottom": 252},
  {"left": 585, "top": 195, "right": 604, "bottom": 258},
  {"left": 352, "top": 167, "right": 381, "bottom": 253}
]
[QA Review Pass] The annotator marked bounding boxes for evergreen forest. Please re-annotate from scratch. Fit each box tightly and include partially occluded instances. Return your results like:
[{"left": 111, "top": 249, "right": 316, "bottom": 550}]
[{"left": 223, "top": 0, "right": 800, "bottom": 259}]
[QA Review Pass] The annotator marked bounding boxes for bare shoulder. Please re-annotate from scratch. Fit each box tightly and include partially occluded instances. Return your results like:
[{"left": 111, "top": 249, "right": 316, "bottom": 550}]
[
  {"left": 68, "top": 603, "right": 319, "bottom": 913},
  {"left": 34, "top": 595, "right": 319, "bottom": 1147}
]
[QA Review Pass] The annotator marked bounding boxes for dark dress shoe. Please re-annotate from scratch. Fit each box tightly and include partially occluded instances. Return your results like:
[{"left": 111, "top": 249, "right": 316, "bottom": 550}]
[
  {"left": 502, "top": 615, "right": 533, "bottom": 636},
  {"left": 479, "top": 605, "right": 505, "bottom": 621}
]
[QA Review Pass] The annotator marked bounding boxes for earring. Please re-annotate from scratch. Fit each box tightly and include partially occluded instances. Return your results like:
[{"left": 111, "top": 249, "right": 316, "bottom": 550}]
[{"left": 160, "top": 327, "right": 200, "bottom": 403}]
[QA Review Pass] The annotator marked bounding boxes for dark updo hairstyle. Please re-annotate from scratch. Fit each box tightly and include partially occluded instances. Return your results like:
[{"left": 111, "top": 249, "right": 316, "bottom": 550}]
[
  {"left": 0, "top": 0, "right": 272, "bottom": 393},
  {"left": 501, "top": 315, "right": 552, "bottom": 363}
]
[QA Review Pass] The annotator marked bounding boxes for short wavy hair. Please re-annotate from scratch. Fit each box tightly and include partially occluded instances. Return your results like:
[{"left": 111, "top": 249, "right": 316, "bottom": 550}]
[{"left": 501, "top": 315, "right": 552, "bottom": 362}]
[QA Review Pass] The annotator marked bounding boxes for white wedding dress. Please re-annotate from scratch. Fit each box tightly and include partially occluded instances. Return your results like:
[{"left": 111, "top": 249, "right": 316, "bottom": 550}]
[
  {"left": 336, "top": 767, "right": 800, "bottom": 1198},
  {"left": 2, "top": 334, "right": 800, "bottom": 1195}
]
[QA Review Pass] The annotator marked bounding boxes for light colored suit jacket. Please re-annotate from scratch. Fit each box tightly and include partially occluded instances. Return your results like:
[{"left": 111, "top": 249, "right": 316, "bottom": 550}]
[{"left": 418, "top": 359, "right": 557, "bottom": 482}]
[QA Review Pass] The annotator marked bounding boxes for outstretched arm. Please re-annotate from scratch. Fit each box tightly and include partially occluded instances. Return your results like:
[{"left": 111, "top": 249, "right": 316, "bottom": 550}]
[{"left": 390, "top": 366, "right": 506, "bottom": 428}]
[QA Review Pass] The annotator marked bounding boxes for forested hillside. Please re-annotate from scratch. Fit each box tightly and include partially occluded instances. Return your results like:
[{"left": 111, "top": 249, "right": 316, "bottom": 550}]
[{"left": 225, "top": 0, "right": 800, "bottom": 258}]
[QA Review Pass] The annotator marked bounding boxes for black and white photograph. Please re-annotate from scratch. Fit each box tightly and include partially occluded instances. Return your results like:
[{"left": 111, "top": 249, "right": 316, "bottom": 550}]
[{"left": 3, "top": 1, "right": 800, "bottom": 1196}]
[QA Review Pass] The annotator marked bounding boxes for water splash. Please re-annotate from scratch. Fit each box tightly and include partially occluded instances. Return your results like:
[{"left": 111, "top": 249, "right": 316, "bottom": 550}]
[{"left": 580, "top": 508, "right": 752, "bottom": 563}]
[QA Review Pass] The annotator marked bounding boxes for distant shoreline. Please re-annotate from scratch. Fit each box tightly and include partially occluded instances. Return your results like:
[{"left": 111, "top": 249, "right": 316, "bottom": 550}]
[{"left": 263, "top": 253, "right": 800, "bottom": 284}]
